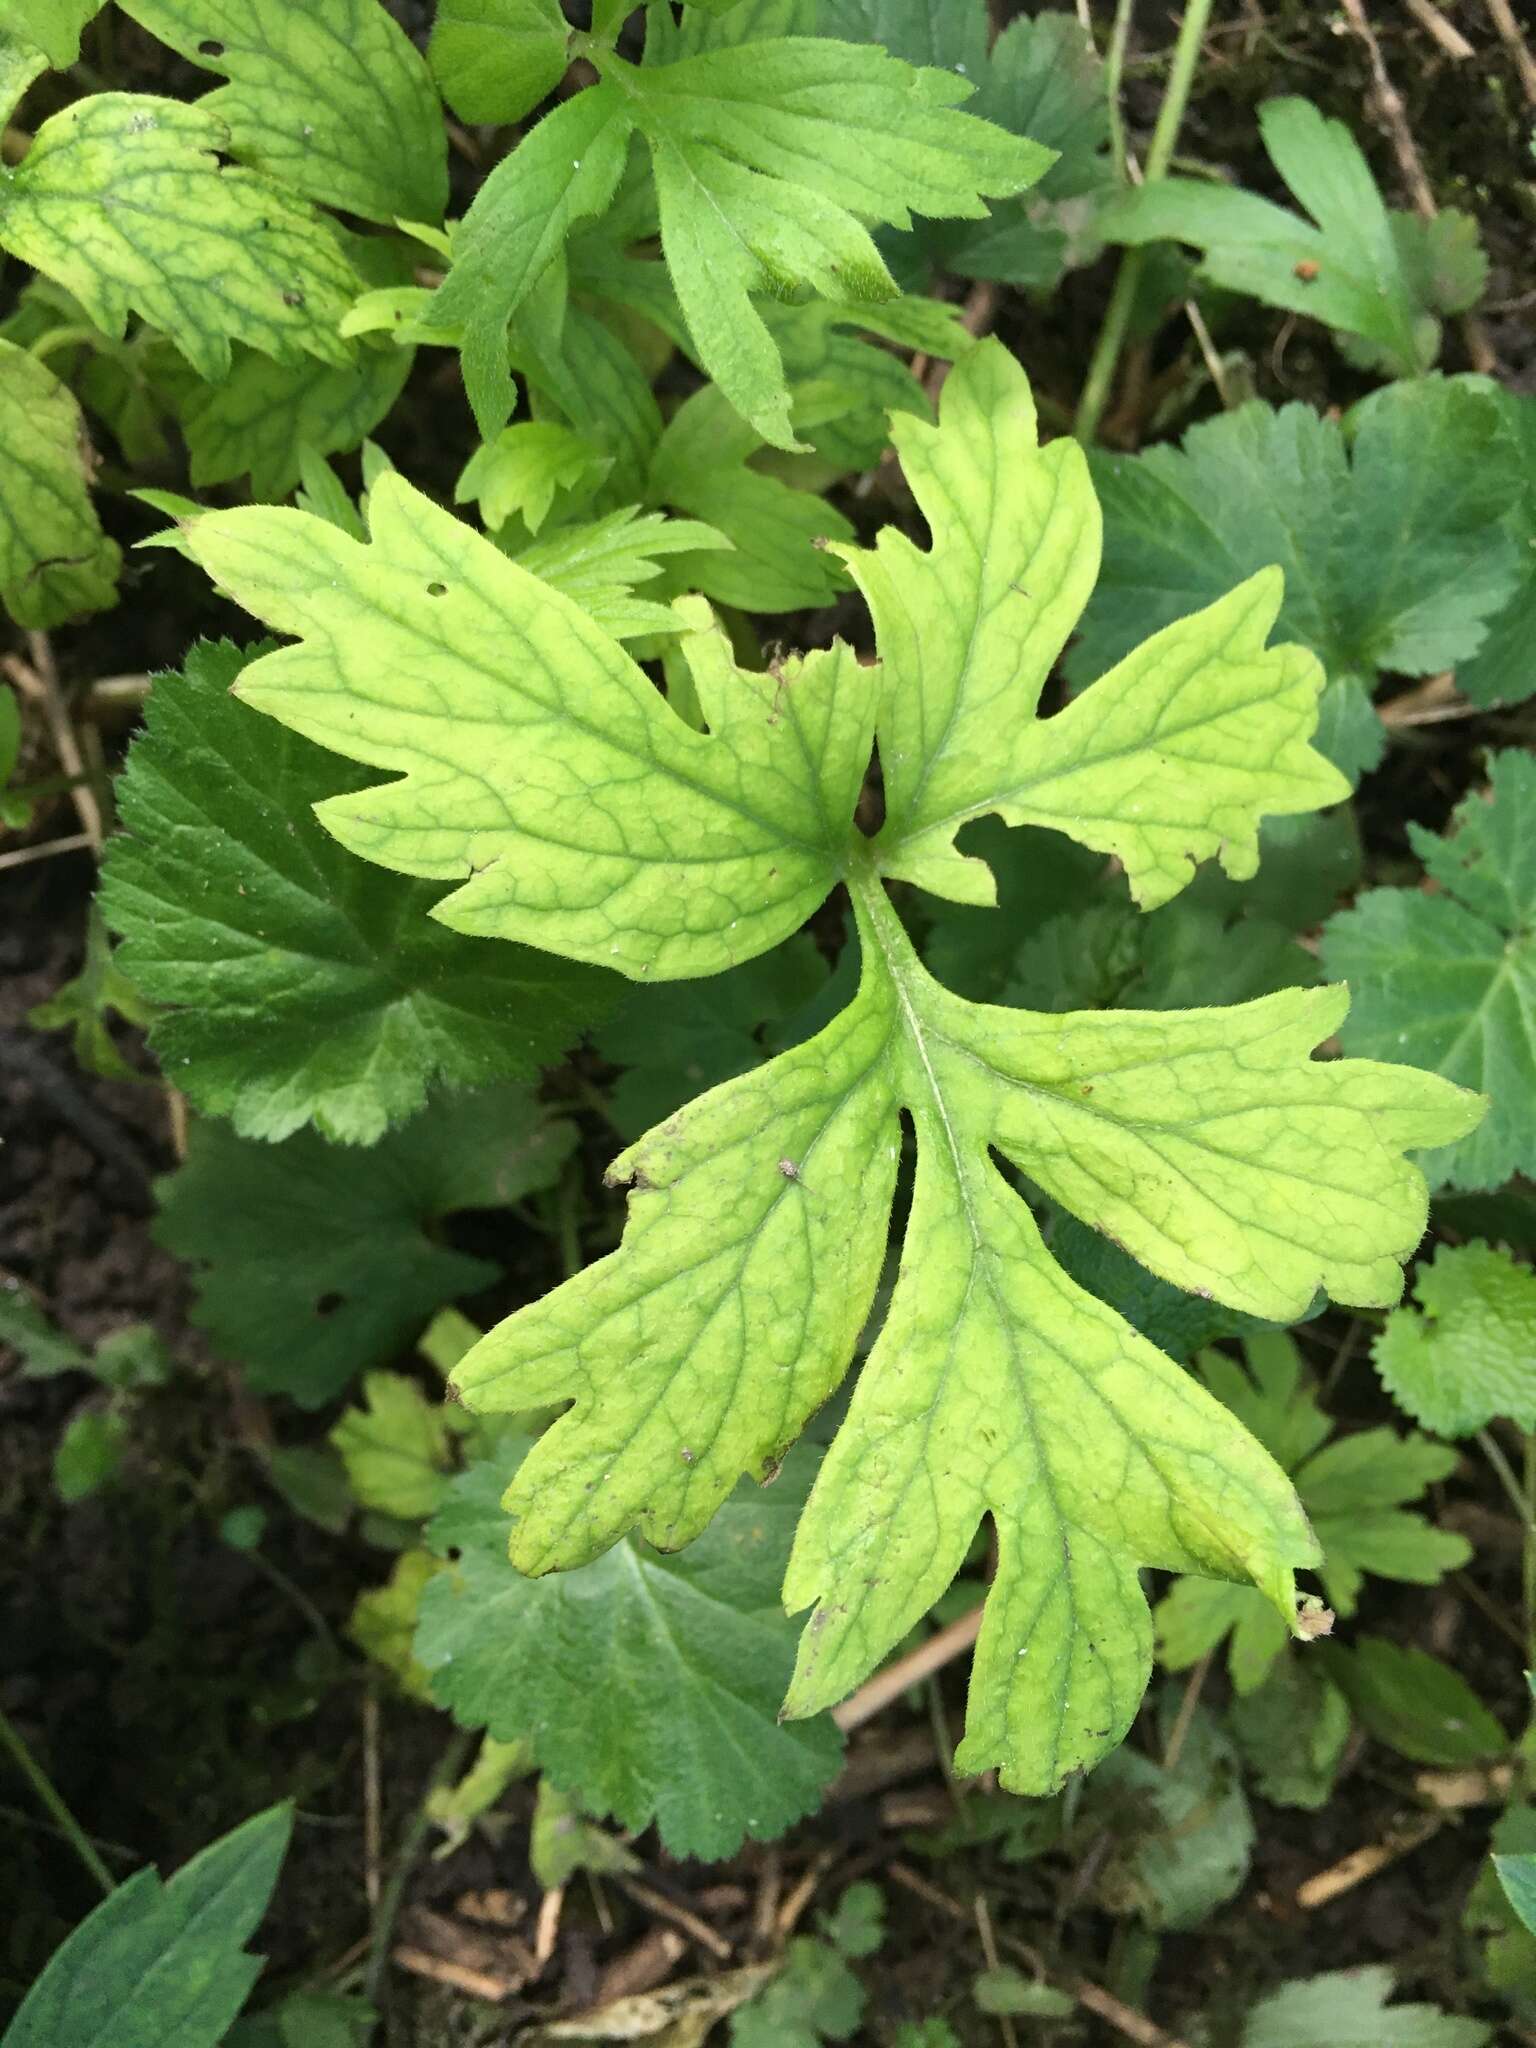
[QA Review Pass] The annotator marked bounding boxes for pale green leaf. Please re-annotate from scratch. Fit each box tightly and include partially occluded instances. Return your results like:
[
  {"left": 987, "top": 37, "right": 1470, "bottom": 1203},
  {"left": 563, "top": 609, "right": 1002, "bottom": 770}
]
[
  {"left": 165, "top": 342, "right": 413, "bottom": 499},
  {"left": 429, "top": 85, "right": 636, "bottom": 439},
  {"left": 1375, "top": 1240, "right": 1536, "bottom": 1438},
  {"left": 4, "top": 1804, "right": 292, "bottom": 2048},
  {"left": 1104, "top": 97, "right": 1470, "bottom": 376},
  {"left": 1069, "top": 379, "right": 1523, "bottom": 763},
  {"left": 528, "top": 1778, "right": 639, "bottom": 1888},
  {"left": 115, "top": 0, "right": 446, "bottom": 224},
  {"left": 155, "top": 1087, "right": 573, "bottom": 1405},
  {"left": 612, "top": 37, "right": 1048, "bottom": 448},
  {"left": 843, "top": 345, "right": 1347, "bottom": 908},
  {"left": 179, "top": 478, "right": 879, "bottom": 978},
  {"left": 457, "top": 420, "right": 612, "bottom": 536},
  {"left": 185, "top": 339, "right": 1476, "bottom": 1792},
  {"left": 331, "top": 1371, "right": 455, "bottom": 1520},
  {"left": 0, "top": 95, "right": 358, "bottom": 380},
  {"left": 1496, "top": 1856, "right": 1536, "bottom": 1941},
  {"left": 0, "top": 35, "right": 47, "bottom": 127},
  {"left": 0, "top": 336, "right": 119, "bottom": 626},
  {"left": 1322, "top": 750, "right": 1533, "bottom": 1189},
  {"left": 100, "top": 642, "right": 612, "bottom": 1144},
  {"left": 645, "top": 382, "right": 853, "bottom": 612},
  {"left": 511, "top": 507, "right": 731, "bottom": 640},
  {"left": 1242, "top": 1966, "right": 1490, "bottom": 2048},
  {"left": 433, "top": 32, "right": 1045, "bottom": 446},
  {"left": 429, "top": 0, "right": 571, "bottom": 126},
  {"left": 5, "top": 0, "right": 100, "bottom": 67},
  {"left": 415, "top": 1452, "right": 843, "bottom": 1858}
]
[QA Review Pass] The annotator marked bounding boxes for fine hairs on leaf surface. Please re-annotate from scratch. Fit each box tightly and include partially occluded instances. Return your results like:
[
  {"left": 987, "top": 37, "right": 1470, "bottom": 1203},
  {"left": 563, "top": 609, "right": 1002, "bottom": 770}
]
[
  {"left": 175, "top": 338, "right": 1480, "bottom": 1795},
  {"left": 415, "top": 1446, "right": 843, "bottom": 1859}
]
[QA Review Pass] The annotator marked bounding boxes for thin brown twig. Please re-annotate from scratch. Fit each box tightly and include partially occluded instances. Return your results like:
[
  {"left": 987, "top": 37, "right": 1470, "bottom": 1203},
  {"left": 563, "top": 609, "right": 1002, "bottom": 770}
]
[
  {"left": 363, "top": 1682, "right": 382, "bottom": 1911},
  {"left": 1485, "top": 0, "right": 1536, "bottom": 105},
  {"left": 833, "top": 1606, "right": 983, "bottom": 1733},
  {"left": 774, "top": 1847, "right": 840, "bottom": 1940},
  {"left": 0, "top": 831, "right": 93, "bottom": 872},
  {"left": 1338, "top": 0, "right": 1497, "bottom": 371},
  {"left": 1337, "top": 0, "right": 1437, "bottom": 217},
  {"left": 615, "top": 1875, "right": 731, "bottom": 1961},
  {"left": 887, "top": 1863, "right": 1192, "bottom": 2048},
  {"left": 1162, "top": 1650, "right": 1213, "bottom": 1773},
  {"left": 1404, "top": 0, "right": 1475, "bottom": 59},
  {"left": 4, "top": 639, "right": 104, "bottom": 850},
  {"left": 1295, "top": 1813, "right": 1445, "bottom": 1909}
]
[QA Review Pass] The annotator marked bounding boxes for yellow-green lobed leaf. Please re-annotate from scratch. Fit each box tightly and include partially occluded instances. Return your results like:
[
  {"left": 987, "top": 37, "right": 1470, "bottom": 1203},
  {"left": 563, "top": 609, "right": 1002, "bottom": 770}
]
[
  {"left": 177, "top": 338, "right": 1482, "bottom": 1792},
  {"left": 0, "top": 94, "right": 358, "bottom": 380}
]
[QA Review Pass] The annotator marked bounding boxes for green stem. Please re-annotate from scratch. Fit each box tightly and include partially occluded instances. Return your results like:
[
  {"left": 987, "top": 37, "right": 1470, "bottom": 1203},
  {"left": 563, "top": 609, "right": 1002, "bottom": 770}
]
[
  {"left": 0, "top": 1702, "right": 116, "bottom": 1897},
  {"left": 363, "top": 1728, "right": 475, "bottom": 2007},
  {"left": 1479, "top": 1428, "right": 1532, "bottom": 1538},
  {"left": 27, "top": 325, "right": 104, "bottom": 365},
  {"left": 1103, "top": 0, "right": 1136, "bottom": 185},
  {"left": 1074, "top": 0, "right": 1216, "bottom": 443}
]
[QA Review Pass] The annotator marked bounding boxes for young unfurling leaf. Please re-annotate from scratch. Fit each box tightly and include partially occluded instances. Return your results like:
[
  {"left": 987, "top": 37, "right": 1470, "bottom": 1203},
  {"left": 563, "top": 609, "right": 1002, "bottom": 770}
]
[{"left": 176, "top": 339, "right": 1480, "bottom": 1793}]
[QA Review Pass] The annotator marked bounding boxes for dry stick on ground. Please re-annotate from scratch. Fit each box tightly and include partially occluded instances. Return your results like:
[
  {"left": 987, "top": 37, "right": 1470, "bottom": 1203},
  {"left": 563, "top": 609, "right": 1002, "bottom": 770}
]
[
  {"left": 1161, "top": 1649, "right": 1214, "bottom": 1774},
  {"left": 3, "top": 640, "right": 104, "bottom": 850},
  {"left": 1404, "top": 0, "right": 1475, "bottom": 60},
  {"left": 362, "top": 1682, "right": 382, "bottom": 1911},
  {"left": 832, "top": 1606, "right": 984, "bottom": 1733},
  {"left": 1485, "top": 0, "right": 1536, "bottom": 105},
  {"left": 0, "top": 831, "right": 93, "bottom": 872},
  {"left": 974, "top": 1891, "right": 1019, "bottom": 2048},
  {"left": 1294, "top": 1812, "right": 1446, "bottom": 1910},
  {"left": 615, "top": 1875, "right": 732, "bottom": 1961},
  {"left": 1338, "top": 0, "right": 1497, "bottom": 373},
  {"left": 888, "top": 1862, "right": 1191, "bottom": 2048}
]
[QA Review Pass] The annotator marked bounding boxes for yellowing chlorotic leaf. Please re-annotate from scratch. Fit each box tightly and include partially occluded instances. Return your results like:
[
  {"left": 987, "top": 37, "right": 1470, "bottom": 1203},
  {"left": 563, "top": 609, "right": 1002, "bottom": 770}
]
[
  {"left": 0, "top": 94, "right": 358, "bottom": 381},
  {"left": 115, "top": 0, "right": 447, "bottom": 225},
  {"left": 844, "top": 342, "right": 1350, "bottom": 909},
  {"left": 179, "top": 475, "right": 878, "bottom": 978},
  {"left": 5, "top": 0, "right": 101, "bottom": 68},
  {"left": 182, "top": 338, "right": 1480, "bottom": 1793},
  {"left": 0, "top": 336, "right": 119, "bottom": 627}
]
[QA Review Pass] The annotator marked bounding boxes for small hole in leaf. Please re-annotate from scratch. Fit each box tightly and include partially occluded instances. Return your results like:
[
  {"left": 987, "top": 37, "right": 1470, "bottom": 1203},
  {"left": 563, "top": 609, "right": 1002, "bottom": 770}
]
[
  {"left": 198, "top": 37, "right": 225, "bottom": 55},
  {"left": 426, "top": 581, "right": 448, "bottom": 597},
  {"left": 314, "top": 1291, "right": 344, "bottom": 1318}
]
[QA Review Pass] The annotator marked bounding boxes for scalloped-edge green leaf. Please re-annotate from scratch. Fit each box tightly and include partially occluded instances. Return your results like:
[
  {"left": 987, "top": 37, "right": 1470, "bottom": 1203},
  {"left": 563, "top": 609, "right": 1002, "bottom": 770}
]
[
  {"left": 415, "top": 1451, "right": 843, "bottom": 1859},
  {"left": 155, "top": 1087, "right": 574, "bottom": 1405},
  {"left": 1374, "top": 1240, "right": 1536, "bottom": 1438},
  {"left": 99, "top": 640, "right": 612, "bottom": 1145},
  {"left": 1322, "top": 749, "right": 1532, "bottom": 1189}
]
